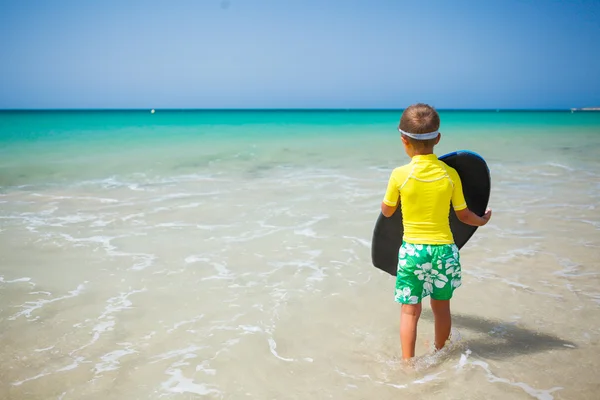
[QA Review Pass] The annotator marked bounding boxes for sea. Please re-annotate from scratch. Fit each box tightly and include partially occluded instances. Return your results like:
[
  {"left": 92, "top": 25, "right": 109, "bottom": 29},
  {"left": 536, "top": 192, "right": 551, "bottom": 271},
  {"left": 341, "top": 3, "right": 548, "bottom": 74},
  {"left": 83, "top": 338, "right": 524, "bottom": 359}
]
[{"left": 1, "top": 109, "right": 599, "bottom": 399}]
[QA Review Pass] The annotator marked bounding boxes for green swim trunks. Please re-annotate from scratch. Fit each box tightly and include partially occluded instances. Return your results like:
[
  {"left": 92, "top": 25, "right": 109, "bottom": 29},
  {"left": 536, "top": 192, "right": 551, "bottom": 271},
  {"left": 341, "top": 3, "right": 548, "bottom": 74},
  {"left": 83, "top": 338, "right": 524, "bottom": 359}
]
[{"left": 395, "top": 242, "right": 462, "bottom": 305}]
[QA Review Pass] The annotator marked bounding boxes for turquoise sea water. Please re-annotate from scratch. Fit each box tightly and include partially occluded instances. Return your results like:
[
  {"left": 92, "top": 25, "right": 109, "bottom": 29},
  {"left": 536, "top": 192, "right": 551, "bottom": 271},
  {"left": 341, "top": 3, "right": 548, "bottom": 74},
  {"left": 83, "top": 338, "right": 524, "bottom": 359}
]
[
  {"left": 1, "top": 110, "right": 599, "bottom": 188},
  {"left": 1, "top": 110, "right": 599, "bottom": 399}
]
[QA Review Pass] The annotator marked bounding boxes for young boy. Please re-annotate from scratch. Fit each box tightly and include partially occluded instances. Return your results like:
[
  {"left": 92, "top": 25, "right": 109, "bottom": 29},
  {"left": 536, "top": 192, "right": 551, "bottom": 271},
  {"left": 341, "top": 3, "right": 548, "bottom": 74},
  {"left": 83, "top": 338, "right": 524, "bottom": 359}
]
[{"left": 381, "top": 103, "right": 492, "bottom": 360}]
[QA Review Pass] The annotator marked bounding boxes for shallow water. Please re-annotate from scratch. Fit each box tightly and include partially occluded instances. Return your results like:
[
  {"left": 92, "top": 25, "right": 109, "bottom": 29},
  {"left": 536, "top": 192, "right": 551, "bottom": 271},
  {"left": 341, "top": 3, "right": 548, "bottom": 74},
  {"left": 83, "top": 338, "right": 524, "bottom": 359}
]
[{"left": 1, "top": 110, "right": 599, "bottom": 399}]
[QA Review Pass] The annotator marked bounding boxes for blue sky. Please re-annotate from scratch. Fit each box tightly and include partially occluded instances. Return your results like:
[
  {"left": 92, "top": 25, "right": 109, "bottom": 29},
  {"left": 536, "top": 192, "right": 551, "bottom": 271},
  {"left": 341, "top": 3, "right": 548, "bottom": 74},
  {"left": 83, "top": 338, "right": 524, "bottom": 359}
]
[{"left": 1, "top": 0, "right": 599, "bottom": 109}]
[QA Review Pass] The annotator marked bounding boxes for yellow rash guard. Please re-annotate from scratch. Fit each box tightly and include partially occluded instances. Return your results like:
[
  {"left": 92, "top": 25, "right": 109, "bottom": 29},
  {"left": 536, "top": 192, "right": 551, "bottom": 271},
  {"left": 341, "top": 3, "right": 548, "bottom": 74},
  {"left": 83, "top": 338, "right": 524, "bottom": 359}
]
[{"left": 382, "top": 154, "right": 467, "bottom": 245}]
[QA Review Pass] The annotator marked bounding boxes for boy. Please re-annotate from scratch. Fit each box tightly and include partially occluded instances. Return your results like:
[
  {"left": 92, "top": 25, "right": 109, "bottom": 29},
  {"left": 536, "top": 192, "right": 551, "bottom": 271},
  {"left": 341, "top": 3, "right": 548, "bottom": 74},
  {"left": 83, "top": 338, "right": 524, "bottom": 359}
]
[{"left": 381, "top": 103, "right": 492, "bottom": 360}]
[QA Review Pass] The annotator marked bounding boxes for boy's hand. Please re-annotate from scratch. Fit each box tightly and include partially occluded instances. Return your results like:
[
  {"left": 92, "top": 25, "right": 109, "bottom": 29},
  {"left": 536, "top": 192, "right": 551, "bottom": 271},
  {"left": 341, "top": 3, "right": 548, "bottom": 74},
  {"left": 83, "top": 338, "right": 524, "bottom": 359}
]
[{"left": 482, "top": 208, "right": 492, "bottom": 224}]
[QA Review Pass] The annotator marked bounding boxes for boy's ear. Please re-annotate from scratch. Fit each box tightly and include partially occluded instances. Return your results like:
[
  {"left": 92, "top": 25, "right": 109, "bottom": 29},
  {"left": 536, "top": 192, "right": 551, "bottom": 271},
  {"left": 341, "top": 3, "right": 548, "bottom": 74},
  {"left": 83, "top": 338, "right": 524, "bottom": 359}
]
[
  {"left": 435, "top": 132, "right": 442, "bottom": 144},
  {"left": 401, "top": 135, "right": 410, "bottom": 146}
]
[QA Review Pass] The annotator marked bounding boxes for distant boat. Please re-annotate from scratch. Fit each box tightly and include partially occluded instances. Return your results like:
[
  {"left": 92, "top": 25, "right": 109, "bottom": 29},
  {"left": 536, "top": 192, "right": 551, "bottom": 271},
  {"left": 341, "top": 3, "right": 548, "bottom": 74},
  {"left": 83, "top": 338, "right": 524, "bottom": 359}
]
[
  {"left": 151, "top": 109, "right": 155, "bottom": 114},
  {"left": 571, "top": 107, "right": 600, "bottom": 111}
]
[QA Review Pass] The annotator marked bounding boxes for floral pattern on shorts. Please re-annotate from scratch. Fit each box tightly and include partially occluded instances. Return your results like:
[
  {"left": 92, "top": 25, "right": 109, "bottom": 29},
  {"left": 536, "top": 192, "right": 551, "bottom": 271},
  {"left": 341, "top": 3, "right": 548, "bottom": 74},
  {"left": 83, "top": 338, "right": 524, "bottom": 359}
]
[{"left": 394, "top": 242, "right": 462, "bottom": 304}]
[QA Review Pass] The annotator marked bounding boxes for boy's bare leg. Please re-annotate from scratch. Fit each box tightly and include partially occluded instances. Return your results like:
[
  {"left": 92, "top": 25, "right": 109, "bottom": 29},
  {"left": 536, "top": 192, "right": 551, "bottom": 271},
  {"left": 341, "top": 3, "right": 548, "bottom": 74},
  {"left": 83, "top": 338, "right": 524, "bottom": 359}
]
[
  {"left": 430, "top": 299, "right": 451, "bottom": 350},
  {"left": 400, "top": 303, "right": 422, "bottom": 359}
]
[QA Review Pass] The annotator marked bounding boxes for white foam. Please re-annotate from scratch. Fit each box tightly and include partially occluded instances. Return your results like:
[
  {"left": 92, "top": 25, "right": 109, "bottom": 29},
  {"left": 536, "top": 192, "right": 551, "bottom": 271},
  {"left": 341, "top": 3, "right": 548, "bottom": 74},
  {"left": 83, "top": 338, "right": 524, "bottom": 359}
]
[
  {"left": 94, "top": 348, "right": 137, "bottom": 374},
  {"left": 196, "top": 223, "right": 234, "bottom": 230},
  {"left": 12, "top": 371, "right": 51, "bottom": 386},
  {"left": 160, "top": 368, "right": 221, "bottom": 396},
  {"left": 307, "top": 266, "right": 327, "bottom": 282},
  {"left": 471, "top": 359, "right": 562, "bottom": 399},
  {"left": 239, "top": 325, "right": 262, "bottom": 334},
  {"left": 413, "top": 372, "right": 445, "bottom": 384},
  {"left": 151, "top": 345, "right": 204, "bottom": 364},
  {"left": 122, "top": 213, "right": 145, "bottom": 221},
  {"left": 185, "top": 255, "right": 210, "bottom": 264},
  {"left": 228, "top": 281, "right": 260, "bottom": 289},
  {"left": 457, "top": 349, "right": 563, "bottom": 400},
  {"left": 167, "top": 314, "right": 205, "bottom": 334},
  {"left": 225, "top": 338, "right": 241, "bottom": 347},
  {"left": 150, "top": 193, "right": 194, "bottom": 202},
  {"left": 214, "top": 262, "right": 231, "bottom": 275},
  {"left": 56, "top": 356, "right": 85, "bottom": 372},
  {"left": 335, "top": 367, "right": 374, "bottom": 382},
  {"left": 55, "top": 214, "right": 98, "bottom": 225},
  {"left": 101, "top": 289, "right": 146, "bottom": 317},
  {"left": 143, "top": 331, "right": 156, "bottom": 340},
  {"left": 84, "top": 320, "right": 116, "bottom": 350},
  {"left": 127, "top": 183, "right": 145, "bottom": 191},
  {"left": 58, "top": 233, "right": 156, "bottom": 271},
  {"left": 91, "top": 219, "right": 114, "bottom": 227},
  {"left": 294, "top": 228, "right": 319, "bottom": 237},
  {"left": 546, "top": 162, "right": 575, "bottom": 172},
  {"left": 186, "top": 257, "right": 234, "bottom": 280},
  {"left": 584, "top": 293, "right": 600, "bottom": 305},
  {"left": 34, "top": 193, "right": 119, "bottom": 204},
  {"left": 155, "top": 222, "right": 194, "bottom": 228},
  {"left": 150, "top": 206, "right": 171, "bottom": 213},
  {"left": 195, "top": 361, "right": 217, "bottom": 375},
  {"left": 268, "top": 337, "right": 294, "bottom": 362},
  {"left": 179, "top": 202, "right": 202, "bottom": 209},
  {"left": 386, "top": 383, "right": 408, "bottom": 389},
  {"left": 455, "top": 349, "right": 471, "bottom": 371},
  {"left": 71, "top": 288, "right": 146, "bottom": 354},
  {"left": 59, "top": 233, "right": 119, "bottom": 251},
  {"left": 501, "top": 279, "right": 529, "bottom": 290},
  {"left": 549, "top": 254, "right": 598, "bottom": 278},
  {"left": 269, "top": 259, "right": 327, "bottom": 282},
  {"left": 34, "top": 345, "right": 55, "bottom": 352},
  {"left": 9, "top": 283, "right": 85, "bottom": 321},
  {"left": 12, "top": 355, "right": 86, "bottom": 386},
  {"left": 130, "top": 254, "right": 156, "bottom": 271},
  {"left": 1, "top": 276, "right": 33, "bottom": 284},
  {"left": 579, "top": 219, "right": 600, "bottom": 230}
]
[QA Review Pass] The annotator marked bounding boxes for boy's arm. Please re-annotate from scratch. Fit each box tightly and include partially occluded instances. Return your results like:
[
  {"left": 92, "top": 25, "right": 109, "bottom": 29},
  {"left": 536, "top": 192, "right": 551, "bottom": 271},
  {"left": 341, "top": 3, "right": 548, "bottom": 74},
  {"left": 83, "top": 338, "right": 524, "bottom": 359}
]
[
  {"left": 381, "top": 171, "right": 400, "bottom": 217},
  {"left": 455, "top": 207, "right": 492, "bottom": 226},
  {"left": 449, "top": 168, "right": 492, "bottom": 226},
  {"left": 381, "top": 202, "right": 398, "bottom": 217}
]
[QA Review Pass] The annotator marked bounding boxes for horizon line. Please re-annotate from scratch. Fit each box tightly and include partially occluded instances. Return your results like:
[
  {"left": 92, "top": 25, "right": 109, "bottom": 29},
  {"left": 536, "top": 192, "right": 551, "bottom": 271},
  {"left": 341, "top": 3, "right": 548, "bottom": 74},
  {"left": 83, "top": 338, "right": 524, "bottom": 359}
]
[{"left": 1, "top": 107, "right": 596, "bottom": 112}]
